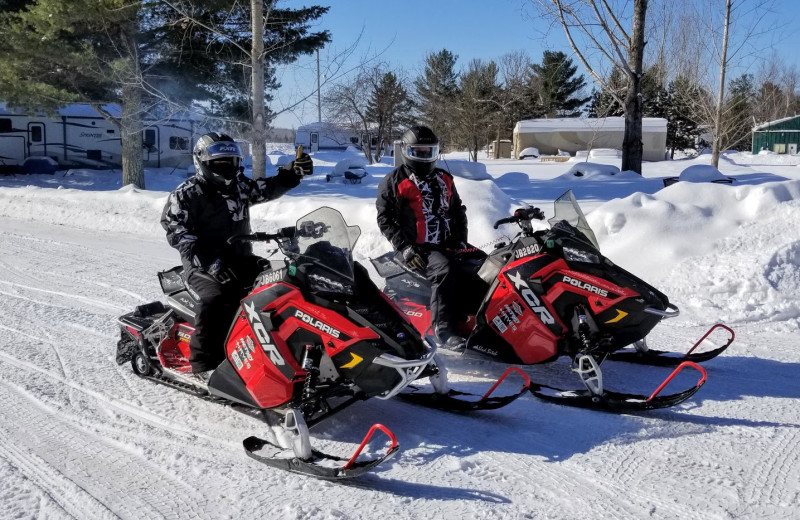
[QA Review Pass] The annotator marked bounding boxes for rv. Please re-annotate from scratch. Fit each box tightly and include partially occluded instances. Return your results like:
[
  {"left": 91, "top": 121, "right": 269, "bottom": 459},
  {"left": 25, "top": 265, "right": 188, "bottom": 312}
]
[
  {"left": 294, "top": 122, "right": 378, "bottom": 152},
  {"left": 0, "top": 103, "right": 210, "bottom": 171}
]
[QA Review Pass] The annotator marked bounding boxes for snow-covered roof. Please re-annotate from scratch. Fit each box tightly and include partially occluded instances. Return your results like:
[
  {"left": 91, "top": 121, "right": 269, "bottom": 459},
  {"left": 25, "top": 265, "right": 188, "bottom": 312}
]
[
  {"left": 514, "top": 117, "right": 667, "bottom": 132},
  {"left": 753, "top": 115, "right": 800, "bottom": 131},
  {"left": 0, "top": 102, "right": 119, "bottom": 118},
  {"left": 0, "top": 102, "right": 206, "bottom": 122}
]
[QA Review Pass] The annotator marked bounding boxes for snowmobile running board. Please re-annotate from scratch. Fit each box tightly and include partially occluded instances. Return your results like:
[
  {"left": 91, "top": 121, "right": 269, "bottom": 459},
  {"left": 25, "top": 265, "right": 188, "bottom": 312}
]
[
  {"left": 399, "top": 366, "right": 531, "bottom": 411},
  {"left": 243, "top": 424, "right": 399, "bottom": 479},
  {"left": 608, "top": 324, "right": 735, "bottom": 366},
  {"left": 530, "top": 361, "right": 708, "bottom": 412}
]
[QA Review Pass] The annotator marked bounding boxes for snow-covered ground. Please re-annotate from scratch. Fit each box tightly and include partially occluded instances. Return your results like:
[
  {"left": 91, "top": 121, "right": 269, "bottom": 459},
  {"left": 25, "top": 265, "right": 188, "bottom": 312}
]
[{"left": 1, "top": 147, "right": 799, "bottom": 519}]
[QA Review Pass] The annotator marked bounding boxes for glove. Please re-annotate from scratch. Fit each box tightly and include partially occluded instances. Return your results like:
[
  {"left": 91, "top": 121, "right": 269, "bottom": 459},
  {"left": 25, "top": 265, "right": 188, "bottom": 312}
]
[
  {"left": 207, "top": 258, "right": 233, "bottom": 283},
  {"left": 401, "top": 245, "right": 426, "bottom": 272},
  {"left": 291, "top": 153, "right": 314, "bottom": 176}
]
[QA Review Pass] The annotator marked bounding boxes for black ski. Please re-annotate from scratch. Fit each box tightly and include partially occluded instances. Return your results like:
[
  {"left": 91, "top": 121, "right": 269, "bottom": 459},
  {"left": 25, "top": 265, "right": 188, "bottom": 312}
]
[
  {"left": 399, "top": 366, "right": 531, "bottom": 411},
  {"left": 608, "top": 324, "right": 735, "bottom": 366},
  {"left": 529, "top": 361, "right": 707, "bottom": 412},
  {"left": 243, "top": 424, "right": 399, "bottom": 479}
]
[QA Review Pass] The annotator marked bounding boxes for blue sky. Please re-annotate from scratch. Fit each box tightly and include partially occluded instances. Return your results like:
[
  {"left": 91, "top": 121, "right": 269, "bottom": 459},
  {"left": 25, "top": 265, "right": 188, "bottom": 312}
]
[{"left": 270, "top": 0, "right": 800, "bottom": 129}]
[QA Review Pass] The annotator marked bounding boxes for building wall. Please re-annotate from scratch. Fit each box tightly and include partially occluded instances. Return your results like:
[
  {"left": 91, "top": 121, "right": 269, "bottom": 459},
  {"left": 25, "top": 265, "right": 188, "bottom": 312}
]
[
  {"left": 512, "top": 118, "right": 667, "bottom": 162},
  {"left": 752, "top": 116, "right": 800, "bottom": 154}
]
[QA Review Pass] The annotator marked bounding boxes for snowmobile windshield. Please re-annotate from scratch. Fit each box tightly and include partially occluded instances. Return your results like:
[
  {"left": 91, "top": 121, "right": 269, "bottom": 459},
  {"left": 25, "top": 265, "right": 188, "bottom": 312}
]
[
  {"left": 548, "top": 190, "right": 599, "bottom": 249},
  {"left": 282, "top": 207, "right": 362, "bottom": 296}
]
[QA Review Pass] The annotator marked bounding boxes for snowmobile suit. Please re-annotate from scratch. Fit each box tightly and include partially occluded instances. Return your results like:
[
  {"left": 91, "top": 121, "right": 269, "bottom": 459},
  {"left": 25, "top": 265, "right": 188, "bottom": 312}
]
[
  {"left": 376, "top": 163, "right": 471, "bottom": 342},
  {"left": 161, "top": 169, "right": 301, "bottom": 372}
]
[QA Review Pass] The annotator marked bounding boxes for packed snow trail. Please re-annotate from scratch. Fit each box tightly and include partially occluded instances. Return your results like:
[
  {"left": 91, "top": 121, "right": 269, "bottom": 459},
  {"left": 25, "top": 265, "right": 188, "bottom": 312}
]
[{"left": 2, "top": 171, "right": 800, "bottom": 518}]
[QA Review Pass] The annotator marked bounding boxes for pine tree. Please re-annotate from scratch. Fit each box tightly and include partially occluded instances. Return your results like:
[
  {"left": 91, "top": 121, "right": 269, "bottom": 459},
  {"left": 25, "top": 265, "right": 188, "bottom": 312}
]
[
  {"left": 585, "top": 68, "right": 626, "bottom": 117},
  {"left": 452, "top": 59, "right": 501, "bottom": 161},
  {"left": 664, "top": 77, "right": 703, "bottom": 158},
  {"left": 528, "top": 50, "right": 590, "bottom": 118},
  {"left": 725, "top": 73, "right": 756, "bottom": 151},
  {"left": 413, "top": 49, "right": 460, "bottom": 149},
  {"left": 366, "top": 72, "right": 414, "bottom": 160}
]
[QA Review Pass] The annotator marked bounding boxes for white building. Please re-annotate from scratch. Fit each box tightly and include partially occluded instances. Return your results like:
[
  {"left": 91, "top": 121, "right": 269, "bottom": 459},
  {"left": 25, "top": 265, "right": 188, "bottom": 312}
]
[{"left": 512, "top": 117, "right": 668, "bottom": 161}]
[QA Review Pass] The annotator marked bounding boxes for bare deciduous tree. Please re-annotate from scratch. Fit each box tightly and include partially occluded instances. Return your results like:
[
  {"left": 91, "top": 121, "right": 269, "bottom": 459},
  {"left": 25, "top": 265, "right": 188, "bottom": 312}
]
[{"left": 531, "top": 0, "right": 649, "bottom": 174}]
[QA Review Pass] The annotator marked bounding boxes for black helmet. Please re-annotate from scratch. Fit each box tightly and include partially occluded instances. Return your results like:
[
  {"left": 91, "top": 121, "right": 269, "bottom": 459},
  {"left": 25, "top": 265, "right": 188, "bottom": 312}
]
[
  {"left": 193, "top": 132, "right": 243, "bottom": 190},
  {"left": 401, "top": 125, "right": 439, "bottom": 177}
]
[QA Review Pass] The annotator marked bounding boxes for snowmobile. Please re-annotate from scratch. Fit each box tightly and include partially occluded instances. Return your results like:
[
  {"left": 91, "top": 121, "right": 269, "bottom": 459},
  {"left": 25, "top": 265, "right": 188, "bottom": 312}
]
[
  {"left": 372, "top": 190, "right": 735, "bottom": 412},
  {"left": 116, "top": 207, "right": 529, "bottom": 479}
]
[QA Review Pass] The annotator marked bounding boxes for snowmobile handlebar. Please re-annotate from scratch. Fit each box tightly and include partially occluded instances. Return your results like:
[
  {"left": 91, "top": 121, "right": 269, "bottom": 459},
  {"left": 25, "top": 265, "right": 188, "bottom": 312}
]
[
  {"left": 493, "top": 207, "right": 545, "bottom": 229},
  {"left": 228, "top": 220, "right": 331, "bottom": 245},
  {"left": 228, "top": 226, "right": 297, "bottom": 245}
]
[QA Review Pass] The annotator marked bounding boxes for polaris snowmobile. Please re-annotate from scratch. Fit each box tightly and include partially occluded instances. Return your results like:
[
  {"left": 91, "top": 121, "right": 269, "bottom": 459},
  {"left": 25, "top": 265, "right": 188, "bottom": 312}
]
[
  {"left": 116, "top": 207, "right": 528, "bottom": 479},
  {"left": 372, "top": 190, "right": 735, "bottom": 412}
]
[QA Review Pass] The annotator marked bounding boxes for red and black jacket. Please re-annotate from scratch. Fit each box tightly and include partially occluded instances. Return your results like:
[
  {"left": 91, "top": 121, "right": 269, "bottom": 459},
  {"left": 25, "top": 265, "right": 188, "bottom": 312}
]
[{"left": 376, "top": 164, "right": 468, "bottom": 252}]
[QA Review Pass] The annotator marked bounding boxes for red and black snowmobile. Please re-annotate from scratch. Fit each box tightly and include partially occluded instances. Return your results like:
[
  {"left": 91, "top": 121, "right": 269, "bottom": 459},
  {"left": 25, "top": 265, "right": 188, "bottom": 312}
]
[
  {"left": 116, "top": 207, "right": 528, "bottom": 479},
  {"left": 372, "top": 190, "right": 735, "bottom": 412}
]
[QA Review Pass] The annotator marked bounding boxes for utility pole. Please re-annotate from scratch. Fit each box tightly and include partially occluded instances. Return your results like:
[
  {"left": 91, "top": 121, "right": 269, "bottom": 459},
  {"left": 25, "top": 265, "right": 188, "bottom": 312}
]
[{"left": 317, "top": 48, "right": 322, "bottom": 122}]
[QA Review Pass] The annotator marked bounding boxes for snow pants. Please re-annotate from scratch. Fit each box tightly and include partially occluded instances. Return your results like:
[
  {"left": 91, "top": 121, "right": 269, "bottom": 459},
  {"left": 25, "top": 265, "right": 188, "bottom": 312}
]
[{"left": 185, "top": 256, "right": 264, "bottom": 372}]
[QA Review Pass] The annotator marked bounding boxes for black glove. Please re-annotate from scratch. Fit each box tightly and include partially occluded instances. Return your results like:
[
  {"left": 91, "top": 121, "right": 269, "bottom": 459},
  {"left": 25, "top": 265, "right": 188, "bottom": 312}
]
[
  {"left": 401, "top": 245, "right": 426, "bottom": 272},
  {"left": 291, "top": 153, "right": 313, "bottom": 176},
  {"left": 207, "top": 258, "right": 234, "bottom": 283}
]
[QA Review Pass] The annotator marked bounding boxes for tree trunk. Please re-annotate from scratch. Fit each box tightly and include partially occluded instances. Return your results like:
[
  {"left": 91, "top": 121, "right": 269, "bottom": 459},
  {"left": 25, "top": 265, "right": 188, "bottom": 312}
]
[
  {"left": 120, "top": 82, "right": 145, "bottom": 189},
  {"left": 711, "top": 0, "right": 732, "bottom": 169},
  {"left": 621, "top": 0, "right": 647, "bottom": 174},
  {"left": 251, "top": 0, "right": 266, "bottom": 179}
]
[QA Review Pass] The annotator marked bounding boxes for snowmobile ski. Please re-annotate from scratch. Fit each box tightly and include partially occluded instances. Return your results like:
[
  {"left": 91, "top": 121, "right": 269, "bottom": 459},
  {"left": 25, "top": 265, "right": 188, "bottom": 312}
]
[
  {"left": 530, "top": 361, "right": 707, "bottom": 412},
  {"left": 607, "top": 324, "right": 735, "bottom": 366},
  {"left": 399, "top": 366, "right": 531, "bottom": 411},
  {"left": 243, "top": 423, "right": 399, "bottom": 479}
]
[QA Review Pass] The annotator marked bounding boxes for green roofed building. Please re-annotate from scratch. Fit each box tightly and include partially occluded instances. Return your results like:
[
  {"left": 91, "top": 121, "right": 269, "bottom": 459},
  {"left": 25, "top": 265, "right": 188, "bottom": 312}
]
[{"left": 752, "top": 116, "right": 800, "bottom": 155}]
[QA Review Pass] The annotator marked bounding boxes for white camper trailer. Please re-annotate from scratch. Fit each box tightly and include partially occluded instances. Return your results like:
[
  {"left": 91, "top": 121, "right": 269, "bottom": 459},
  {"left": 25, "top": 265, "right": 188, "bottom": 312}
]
[
  {"left": 0, "top": 103, "right": 210, "bottom": 171},
  {"left": 294, "top": 122, "right": 377, "bottom": 152}
]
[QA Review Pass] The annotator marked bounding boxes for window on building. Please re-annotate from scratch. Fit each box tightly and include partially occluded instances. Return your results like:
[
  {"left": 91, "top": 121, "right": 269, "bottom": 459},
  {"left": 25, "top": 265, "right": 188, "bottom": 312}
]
[
  {"left": 774, "top": 143, "right": 786, "bottom": 154},
  {"left": 30, "top": 126, "right": 43, "bottom": 142},
  {"left": 143, "top": 129, "right": 156, "bottom": 147},
  {"left": 0, "top": 118, "right": 11, "bottom": 132},
  {"left": 169, "top": 136, "right": 189, "bottom": 150}
]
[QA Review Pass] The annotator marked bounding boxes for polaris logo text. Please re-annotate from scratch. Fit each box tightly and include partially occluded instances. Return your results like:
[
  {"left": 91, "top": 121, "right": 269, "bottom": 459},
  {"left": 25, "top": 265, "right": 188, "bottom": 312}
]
[
  {"left": 514, "top": 244, "right": 541, "bottom": 259},
  {"left": 507, "top": 271, "right": 555, "bottom": 324},
  {"left": 294, "top": 310, "right": 342, "bottom": 338},
  {"left": 243, "top": 301, "right": 285, "bottom": 366},
  {"left": 562, "top": 275, "right": 608, "bottom": 297}
]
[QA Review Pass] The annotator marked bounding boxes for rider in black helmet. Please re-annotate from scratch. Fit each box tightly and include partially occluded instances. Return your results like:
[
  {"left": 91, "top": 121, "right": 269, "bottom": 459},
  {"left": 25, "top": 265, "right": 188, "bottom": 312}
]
[
  {"left": 192, "top": 132, "right": 245, "bottom": 191},
  {"left": 161, "top": 132, "right": 313, "bottom": 382},
  {"left": 376, "top": 125, "right": 476, "bottom": 350}
]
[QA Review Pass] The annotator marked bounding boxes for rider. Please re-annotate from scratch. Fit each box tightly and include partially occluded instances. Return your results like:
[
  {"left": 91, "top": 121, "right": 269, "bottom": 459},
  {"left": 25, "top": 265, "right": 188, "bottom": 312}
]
[
  {"left": 161, "top": 132, "right": 313, "bottom": 382},
  {"left": 376, "top": 125, "right": 473, "bottom": 350}
]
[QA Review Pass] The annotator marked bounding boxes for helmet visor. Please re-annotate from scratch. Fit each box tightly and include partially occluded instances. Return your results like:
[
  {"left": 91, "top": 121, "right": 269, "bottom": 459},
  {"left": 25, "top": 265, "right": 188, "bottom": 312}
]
[
  {"left": 198, "top": 141, "right": 243, "bottom": 162},
  {"left": 403, "top": 144, "right": 439, "bottom": 162}
]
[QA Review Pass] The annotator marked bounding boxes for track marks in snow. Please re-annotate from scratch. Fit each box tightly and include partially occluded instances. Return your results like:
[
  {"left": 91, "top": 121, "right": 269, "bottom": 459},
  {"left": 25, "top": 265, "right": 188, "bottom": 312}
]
[
  {"left": 740, "top": 429, "right": 800, "bottom": 517},
  {"left": 0, "top": 379, "right": 210, "bottom": 520}
]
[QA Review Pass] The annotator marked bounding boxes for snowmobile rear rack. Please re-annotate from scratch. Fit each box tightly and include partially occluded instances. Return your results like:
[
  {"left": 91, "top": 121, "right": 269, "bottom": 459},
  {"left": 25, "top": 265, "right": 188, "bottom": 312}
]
[
  {"left": 243, "top": 423, "right": 399, "bottom": 479},
  {"left": 608, "top": 324, "right": 735, "bottom": 366},
  {"left": 399, "top": 366, "right": 531, "bottom": 411}
]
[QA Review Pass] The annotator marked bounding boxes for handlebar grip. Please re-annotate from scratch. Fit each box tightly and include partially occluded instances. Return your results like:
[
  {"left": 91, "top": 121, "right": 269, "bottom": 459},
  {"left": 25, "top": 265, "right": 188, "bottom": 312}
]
[{"left": 493, "top": 216, "right": 514, "bottom": 229}]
